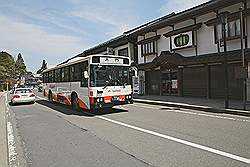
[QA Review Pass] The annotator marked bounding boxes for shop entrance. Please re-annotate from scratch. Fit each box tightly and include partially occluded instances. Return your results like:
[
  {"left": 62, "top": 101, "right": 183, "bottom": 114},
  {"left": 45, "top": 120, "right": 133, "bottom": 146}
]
[
  {"left": 161, "top": 70, "right": 178, "bottom": 96},
  {"left": 145, "top": 70, "right": 160, "bottom": 95}
]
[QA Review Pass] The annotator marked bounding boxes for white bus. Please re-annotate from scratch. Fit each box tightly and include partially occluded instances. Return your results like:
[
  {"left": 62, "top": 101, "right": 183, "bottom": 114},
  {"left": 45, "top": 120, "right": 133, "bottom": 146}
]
[{"left": 42, "top": 54, "right": 133, "bottom": 111}]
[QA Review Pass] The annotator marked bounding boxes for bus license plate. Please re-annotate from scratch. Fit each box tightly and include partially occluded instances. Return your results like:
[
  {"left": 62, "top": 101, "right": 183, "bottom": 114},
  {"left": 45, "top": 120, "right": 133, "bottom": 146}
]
[{"left": 113, "top": 96, "right": 119, "bottom": 101}]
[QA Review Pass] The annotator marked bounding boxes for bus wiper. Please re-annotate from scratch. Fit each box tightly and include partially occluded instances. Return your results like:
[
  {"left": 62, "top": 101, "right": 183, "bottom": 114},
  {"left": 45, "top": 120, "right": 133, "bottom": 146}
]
[
  {"left": 114, "top": 78, "right": 125, "bottom": 87},
  {"left": 103, "top": 78, "right": 113, "bottom": 89}
]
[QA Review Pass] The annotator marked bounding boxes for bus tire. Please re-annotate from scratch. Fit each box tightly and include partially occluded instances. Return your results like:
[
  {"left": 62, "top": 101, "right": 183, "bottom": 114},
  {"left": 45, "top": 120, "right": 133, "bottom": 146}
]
[
  {"left": 48, "top": 91, "right": 53, "bottom": 102},
  {"left": 71, "top": 93, "right": 80, "bottom": 111}
]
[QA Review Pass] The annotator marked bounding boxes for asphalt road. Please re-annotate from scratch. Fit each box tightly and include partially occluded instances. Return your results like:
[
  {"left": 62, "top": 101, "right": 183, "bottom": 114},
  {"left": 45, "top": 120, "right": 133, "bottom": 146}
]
[{"left": 6, "top": 94, "right": 250, "bottom": 167}]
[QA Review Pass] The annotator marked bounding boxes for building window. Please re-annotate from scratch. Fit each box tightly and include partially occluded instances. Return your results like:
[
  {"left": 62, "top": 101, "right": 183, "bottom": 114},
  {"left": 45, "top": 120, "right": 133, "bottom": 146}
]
[
  {"left": 43, "top": 72, "right": 48, "bottom": 83},
  {"left": 215, "top": 19, "right": 241, "bottom": 43},
  {"left": 118, "top": 48, "right": 128, "bottom": 57},
  {"left": 54, "top": 69, "right": 61, "bottom": 82},
  {"left": 48, "top": 71, "right": 54, "bottom": 83},
  {"left": 141, "top": 41, "right": 156, "bottom": 56},
  {"left": 70, "top": 66, "right": 74, "bottom": 82},
  {"left": 63, "top": 67, "right": 69, "bottom": 82}
]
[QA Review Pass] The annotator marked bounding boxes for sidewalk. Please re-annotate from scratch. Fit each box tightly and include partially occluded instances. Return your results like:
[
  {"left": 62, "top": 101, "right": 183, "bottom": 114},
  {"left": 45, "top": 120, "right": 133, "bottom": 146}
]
[
  {"left": 0, "top": 92, "right": 8, "bottom": 167},
  {"left": 133, "top": 95, "right": 250, "bottom": 117}
]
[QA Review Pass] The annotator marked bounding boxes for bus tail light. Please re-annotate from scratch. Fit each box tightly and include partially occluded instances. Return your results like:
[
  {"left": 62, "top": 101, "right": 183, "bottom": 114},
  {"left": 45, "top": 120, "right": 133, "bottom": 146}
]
[{"left": 89, "top": 97, "right": 95, "bottom": 104}]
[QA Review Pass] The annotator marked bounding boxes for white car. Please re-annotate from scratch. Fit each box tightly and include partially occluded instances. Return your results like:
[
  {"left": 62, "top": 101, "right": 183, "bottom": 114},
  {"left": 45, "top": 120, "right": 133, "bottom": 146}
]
[{"left": 10, "top": 88, "right": 36, "bottom": 105}]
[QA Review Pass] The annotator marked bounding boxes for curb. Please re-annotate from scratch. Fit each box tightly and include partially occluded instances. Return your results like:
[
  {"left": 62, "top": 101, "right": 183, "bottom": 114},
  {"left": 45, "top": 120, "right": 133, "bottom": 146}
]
[
  {"left": 134, "top": 99, "right": 250, "bottom": 117},
  {"left": 0, "top": 93, "right": 8, "bottom": 167}
]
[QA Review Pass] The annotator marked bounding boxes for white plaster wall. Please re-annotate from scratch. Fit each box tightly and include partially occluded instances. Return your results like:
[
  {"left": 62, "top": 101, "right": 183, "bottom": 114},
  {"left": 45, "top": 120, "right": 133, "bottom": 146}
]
[
  {"left": 174, "top": 19, "right": 194, "bottom": 29},
  {"left": 197, "top": 12, "right": 218, "bottom": 55},
  {"left": 175, "top": 47, "right": 196, "bottom": 57},
  {"left": 137, "top": 36, "right": 144, "bottom": 64},
  {"left": 157, "top": 27, "right": 171, "bottom": 56},
  {"left": 145, "top": 32, "right": 156, "bottom": 39},
  {"left": 135, "top": 0, "right": 249, "bottom": 64},
  {"left": 138, "top": 45, "right": 144, "bottom": 64},
  {"left": 145, "top": 54, "right": 156, "bottom": 63},
  {"left": 218, "top": 2, "right": 245, "bottom": 52},
  {"left": 138, "top": 36, "right": 144, "bottom": 42}
]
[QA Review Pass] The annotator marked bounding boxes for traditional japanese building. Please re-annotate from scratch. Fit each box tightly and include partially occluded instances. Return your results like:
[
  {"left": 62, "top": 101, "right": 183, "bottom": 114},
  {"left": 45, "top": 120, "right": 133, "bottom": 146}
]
[
  {"left": 124, "top": 0, "right": 250, "bottom": 100},
  {"left": 69, "top": 0, "right": 250, "bottom": 100}
]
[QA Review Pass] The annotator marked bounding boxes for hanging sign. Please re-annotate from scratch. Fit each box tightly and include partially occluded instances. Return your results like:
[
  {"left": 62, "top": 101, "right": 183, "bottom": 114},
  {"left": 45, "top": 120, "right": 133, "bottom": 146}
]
[{"left": 171, "top": 31, "right": 193, "bottom": 50}]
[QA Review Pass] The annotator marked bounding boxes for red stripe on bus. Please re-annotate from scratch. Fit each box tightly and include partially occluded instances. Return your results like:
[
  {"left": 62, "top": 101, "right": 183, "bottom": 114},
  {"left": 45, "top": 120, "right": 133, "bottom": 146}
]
[{"left": 79, "top": 99, "right": 88, "bottom": 109}]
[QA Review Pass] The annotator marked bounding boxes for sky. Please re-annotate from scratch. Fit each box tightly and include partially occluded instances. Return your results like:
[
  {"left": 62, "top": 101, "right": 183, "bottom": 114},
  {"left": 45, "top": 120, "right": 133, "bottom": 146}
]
[{"left": 0, "top": 0, "right": 208, "bottom": 72}]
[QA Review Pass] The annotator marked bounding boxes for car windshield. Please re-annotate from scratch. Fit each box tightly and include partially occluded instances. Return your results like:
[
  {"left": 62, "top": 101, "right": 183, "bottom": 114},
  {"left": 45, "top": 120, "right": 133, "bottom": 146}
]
[
  {"left": 90, "top": 65, "right": 129, "bottom": 87},
  {"left": 15, "top": 89, "right": 32, "bottom": 94}
]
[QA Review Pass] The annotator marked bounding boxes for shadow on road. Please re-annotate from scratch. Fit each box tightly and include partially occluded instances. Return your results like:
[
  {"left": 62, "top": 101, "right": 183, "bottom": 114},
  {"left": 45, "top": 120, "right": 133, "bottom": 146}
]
[{"left": 36, "top": 100, "right": 128, "bottom": 117}]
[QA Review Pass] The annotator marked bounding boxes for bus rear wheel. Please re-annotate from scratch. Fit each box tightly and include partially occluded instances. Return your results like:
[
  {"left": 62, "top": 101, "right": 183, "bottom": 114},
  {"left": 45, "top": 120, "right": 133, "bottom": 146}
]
[{"left": 71, "top": 94, "right": 80, "bottom": 111}]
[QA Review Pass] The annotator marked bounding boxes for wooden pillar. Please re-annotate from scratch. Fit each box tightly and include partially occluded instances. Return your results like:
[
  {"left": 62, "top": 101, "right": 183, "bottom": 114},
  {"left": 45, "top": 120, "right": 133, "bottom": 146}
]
[
  {"left": 206, "top": 64, "right": 211, "bottom": 99},
  {"left": 178, "top": 67, "right": 183, "bottom": 97}
]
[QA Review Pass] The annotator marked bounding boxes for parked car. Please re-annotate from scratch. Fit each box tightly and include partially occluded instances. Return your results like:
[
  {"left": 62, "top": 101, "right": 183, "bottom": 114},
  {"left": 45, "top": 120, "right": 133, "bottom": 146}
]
[{"left": 10, "top": 88, "right": 36, "bottom": 105}]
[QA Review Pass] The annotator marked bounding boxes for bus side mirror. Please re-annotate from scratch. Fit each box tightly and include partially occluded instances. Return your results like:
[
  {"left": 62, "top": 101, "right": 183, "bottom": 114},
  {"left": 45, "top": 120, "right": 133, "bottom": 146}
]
[{"left": 83, "top": 71, "right": 89, "bottom": 79}]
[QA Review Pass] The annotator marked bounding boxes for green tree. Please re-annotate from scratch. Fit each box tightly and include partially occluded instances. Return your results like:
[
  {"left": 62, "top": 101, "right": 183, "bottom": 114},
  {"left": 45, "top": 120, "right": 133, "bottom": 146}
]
[
  {"left": 15, "top": 53, "right": 27, "bottom": 76},
  {"left": 0, "top": 51, "right": 16, "bottom": 80},
  {"left": 36, "top": 60, "right": 47, "bottom": 74}
]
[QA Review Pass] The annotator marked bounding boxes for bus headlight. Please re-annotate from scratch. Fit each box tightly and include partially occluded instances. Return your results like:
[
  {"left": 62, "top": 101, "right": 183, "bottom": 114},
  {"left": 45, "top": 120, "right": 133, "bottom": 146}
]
[{"left": 97, "top": 97, "right": 103, "bottom": 103}]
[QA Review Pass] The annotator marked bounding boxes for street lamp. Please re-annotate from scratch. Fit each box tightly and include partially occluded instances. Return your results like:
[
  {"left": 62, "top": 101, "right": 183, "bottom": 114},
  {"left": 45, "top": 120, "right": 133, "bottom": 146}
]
[{"left": 218, "top": 12, "right": 229, "bottom": 109}]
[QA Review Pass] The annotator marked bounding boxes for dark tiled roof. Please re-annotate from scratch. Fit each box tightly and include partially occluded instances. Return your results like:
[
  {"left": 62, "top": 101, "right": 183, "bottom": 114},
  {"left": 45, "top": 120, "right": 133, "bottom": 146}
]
[
  {"left": 125, "top": 0, "right": 243, "bottom": 36},
  {"left": 138, "top": 51, "right": 186, "bottom": 69},
  {"left": 138, "top": 49, "right": 250, "bottom": 70},
  {"left": 184, "top": 49, "right": 250, "bottom": 65}
]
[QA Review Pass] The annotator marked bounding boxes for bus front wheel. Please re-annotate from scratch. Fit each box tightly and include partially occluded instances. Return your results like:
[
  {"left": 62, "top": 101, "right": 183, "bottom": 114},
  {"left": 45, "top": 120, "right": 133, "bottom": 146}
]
[
  {"left": 48, "top": 91, "right": 53, "bottom": 102},
  {"left": 71, "top": 94, "right": 80, "bottom": 111}
]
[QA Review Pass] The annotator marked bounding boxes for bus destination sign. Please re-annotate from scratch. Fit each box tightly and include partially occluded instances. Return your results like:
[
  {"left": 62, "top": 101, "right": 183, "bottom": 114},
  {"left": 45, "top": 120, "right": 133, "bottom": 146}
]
[{"left": 100, "top": 57, "right": 123, "bottom": 65}]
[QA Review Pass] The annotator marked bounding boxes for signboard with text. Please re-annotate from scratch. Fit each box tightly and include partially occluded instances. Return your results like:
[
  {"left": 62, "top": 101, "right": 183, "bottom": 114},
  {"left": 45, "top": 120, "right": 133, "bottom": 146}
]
[{"left": 171, "top": 31, "right": 193, "bottom": 50}]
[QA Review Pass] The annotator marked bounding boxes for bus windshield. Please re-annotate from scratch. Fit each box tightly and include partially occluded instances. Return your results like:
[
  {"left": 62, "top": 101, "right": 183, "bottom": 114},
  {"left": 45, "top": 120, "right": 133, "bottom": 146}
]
[{"left": 90, "top": 65, "right": 129, "bottom": 87}]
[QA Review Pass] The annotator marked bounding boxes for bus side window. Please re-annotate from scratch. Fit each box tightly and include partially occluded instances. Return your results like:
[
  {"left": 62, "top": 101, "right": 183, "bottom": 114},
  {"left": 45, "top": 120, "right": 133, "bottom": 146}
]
[
  {"left": 80, "top": 62, "right": 88, "bottom": 87},
  {"left": 70, "top": 66, "right": 74, "bottom": 82}
]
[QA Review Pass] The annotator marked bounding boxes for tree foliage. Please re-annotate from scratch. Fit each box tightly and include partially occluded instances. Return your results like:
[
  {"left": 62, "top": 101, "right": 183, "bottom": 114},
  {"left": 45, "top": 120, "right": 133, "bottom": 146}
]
[
  {"left": 0, "top": 51, "right": 16, "bottom": 80},
  {"left": 15, "top": 53, "right": 27, "bottom": 76},
  {"left": 0, "top": 51, "right": 27, "bottom": 81},
  {"left": 36, "top": 60, "right": 47, "bottom": 74}
]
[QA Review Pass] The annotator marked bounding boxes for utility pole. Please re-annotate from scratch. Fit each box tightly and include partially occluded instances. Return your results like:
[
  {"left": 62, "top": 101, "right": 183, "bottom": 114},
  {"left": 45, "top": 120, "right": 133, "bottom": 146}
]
[
  {"left": 239, "top": 7, "right": 247, "bottom": 110},
  {"left": 219, "top": 12, "right": 229, "bottom": 109}
]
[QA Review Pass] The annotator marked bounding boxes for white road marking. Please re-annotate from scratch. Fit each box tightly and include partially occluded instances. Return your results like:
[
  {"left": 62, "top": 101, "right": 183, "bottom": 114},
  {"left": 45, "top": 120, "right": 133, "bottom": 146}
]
[
  {"left": 130, "top": 103, "right": 250, "bottom": 123},
  {"left": 36, "top": 96, "right": 47, "bottom": 100},
  {"left": 7, "top": 121, "right": 17, "bottom": 166},
  {"left": 96, "top": 115, "right": 250, "bottom": 164},
  {"left": 36, "top": 95, "right": 250, "bottom": 163},
  {"left": 5, "top": 94, "right": 18, "bottom": 167}
]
